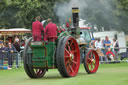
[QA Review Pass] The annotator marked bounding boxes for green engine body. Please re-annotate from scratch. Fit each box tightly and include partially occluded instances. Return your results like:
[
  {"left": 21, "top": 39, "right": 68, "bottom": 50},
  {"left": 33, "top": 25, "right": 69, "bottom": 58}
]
[{"left": 30, "top": 41, "right": 56, "bottom": 68}]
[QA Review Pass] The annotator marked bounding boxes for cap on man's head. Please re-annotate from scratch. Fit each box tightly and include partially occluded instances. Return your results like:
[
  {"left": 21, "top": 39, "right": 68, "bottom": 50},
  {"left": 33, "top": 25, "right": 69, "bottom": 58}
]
[
  {"left": 91, "top": 38, "right": 95, "bottom": 40},
  {"left": 35, "top": 16, "right": 41, "bottom": 21},
  {"left": 0, "top": 41, "right": 3, "bottom": 44},
  {"left": 47, "top": 18, "right": 52, "bottom": 23}
]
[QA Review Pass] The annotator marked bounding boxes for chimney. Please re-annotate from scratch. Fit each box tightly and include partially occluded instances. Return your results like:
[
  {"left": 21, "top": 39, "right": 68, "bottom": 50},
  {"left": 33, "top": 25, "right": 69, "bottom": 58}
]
[{"left": 72, "top": 7, "right": 79, "bottom": 28}]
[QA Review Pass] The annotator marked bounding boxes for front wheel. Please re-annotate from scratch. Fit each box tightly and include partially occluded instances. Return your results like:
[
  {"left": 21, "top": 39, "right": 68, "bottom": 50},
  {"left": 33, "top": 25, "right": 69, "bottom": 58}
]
[
  {"left": 84, "top": 49, "right": 99, "bottom": 74},
  {"left": 56, "top": 36, "right": 80, "bottom": 77}
]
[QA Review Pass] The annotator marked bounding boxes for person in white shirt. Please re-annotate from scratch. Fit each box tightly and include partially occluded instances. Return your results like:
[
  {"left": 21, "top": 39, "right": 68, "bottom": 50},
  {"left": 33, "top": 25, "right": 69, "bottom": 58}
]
[
  {"left": 95, "top": 38, "right": 103, "bottom": 49},
  {"left": 95, "top": 38, "right": 105, "bottom": 63}
]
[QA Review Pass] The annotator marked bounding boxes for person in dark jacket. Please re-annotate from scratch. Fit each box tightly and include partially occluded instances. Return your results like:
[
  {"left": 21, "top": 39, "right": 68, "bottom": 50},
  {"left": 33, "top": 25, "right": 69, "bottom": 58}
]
[
  {"left": 13, "top": 37, "right": 21, "bottom": 68},
  {"left": 6, "top": 42, "right": 16, "bottom": 69},
  {"left": 13, "top": 37, "right": 21, "bottom": 52},
  {"left": 0, "top": 41, "right": 6, "bottom": 68}
]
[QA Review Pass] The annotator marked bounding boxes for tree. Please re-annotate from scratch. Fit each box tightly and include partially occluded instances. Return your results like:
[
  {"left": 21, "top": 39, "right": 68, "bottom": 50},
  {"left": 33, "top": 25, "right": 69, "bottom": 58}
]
[{"left": 0, "top": 0, "right": 128, "bottom": 34}]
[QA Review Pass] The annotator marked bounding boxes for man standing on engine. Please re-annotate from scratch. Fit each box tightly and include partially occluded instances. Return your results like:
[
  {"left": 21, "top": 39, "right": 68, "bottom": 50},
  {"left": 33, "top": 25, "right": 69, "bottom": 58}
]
[
  {"left": 32, "top": 16, "right": 44, "bottom": 41},
  {"left": 45, "top": 18, "right": 58, "bottom": 41}
]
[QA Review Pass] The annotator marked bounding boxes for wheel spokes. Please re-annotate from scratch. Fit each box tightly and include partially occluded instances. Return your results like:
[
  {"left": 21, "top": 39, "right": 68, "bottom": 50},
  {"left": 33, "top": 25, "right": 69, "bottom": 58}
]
[
  {"left": 72, "top": 50, "right": 77, "bottom": 54},
  {"left": 90, "top": 64, "right": 93, "bottom": 70},
  {"left": 36, "top": 69, "right": 42, "bottom": 75},
  {"left": 63, "top": 37, "right": 80, "bottom": 77},
  {"left": 68, "top": 45, "right": 71, "bottom": 52},
  {"left": 72, "top": 60, "right": 77, "bottom": 65},
  {"left": 90, "top": 52, "right": 93, "bottom": 59},
  {"left": 69, "top": 65, "right": 74, "bottom": 73},
  {"left": 86, "top": 52, "right": 97, "bottom": 71},
  {"left": 65, "top": 48, "right": 70, "bottom": 55},
  {"left": 65, "top": 56, "right": 70, "bottom": 58},
  {"left": 84, "top": 50, "right": 99, "bottom": 74},
  {"left": 69, "top": 40, "right": 73, "bottom": 47},
  {"left": 65, "top": 60, "right": 70, "bottom": 66}
]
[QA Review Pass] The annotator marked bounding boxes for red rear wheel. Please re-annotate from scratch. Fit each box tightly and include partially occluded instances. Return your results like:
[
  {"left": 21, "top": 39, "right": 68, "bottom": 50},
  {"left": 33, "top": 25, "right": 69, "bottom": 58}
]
[
  {"left": 84, "top": 49, "right": 99, "bottom": 74},
  {"left": 56, "top": 36, "right": 80, "bottom": 77}
]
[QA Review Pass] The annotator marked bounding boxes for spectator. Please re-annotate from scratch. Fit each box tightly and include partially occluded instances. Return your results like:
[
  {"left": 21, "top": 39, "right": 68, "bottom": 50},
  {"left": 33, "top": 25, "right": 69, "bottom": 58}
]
[
  {"left": 103, "top": 36, "right": 112, "bottom": 62},
  {"left": 14, "top": 36, "right": 19, "bottom": 43},
  {"left": 106, "top": 48, "right": 115, "bottom": 61},
  {"left": 6, "top": 42, "right": 16, "bottom": 69},
  {"left": 89, "top": 38, "right": 96, "bottom": 49},
  {"left": 13, "top": 36, "right": 21, "bottom": 52},
  {"left": 0, "top": 41, "right": 5, "bottom": 68},
  {"left": 95, "top": 38, "right": 105, "bottom": 63},
  {"left": 102, "top": 39, "right": 105, "bottom": 47},
  {"left": 112, "top": 38, "right": 119, "bottom": 61},
  {"left": 104, "top": 36, "right": 112, "bottom": 48},
  {"left": 13, "top": 37, "right": 21, "bottom": 68},
  {"left": 21, "top": 40, "right": 25, "bottom": 49},
  {"left": 8, "top": 37, "right": 13, "bottom": 43}
]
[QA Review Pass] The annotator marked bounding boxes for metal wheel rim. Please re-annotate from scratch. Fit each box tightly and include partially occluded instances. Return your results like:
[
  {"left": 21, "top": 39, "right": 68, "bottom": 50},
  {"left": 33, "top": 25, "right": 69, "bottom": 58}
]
[
  {"left": 86, "top": 50, "right": 99, "bottom": 73},
  {"left": 64, "top": 37, "right": 80, "bottom": 76},
  {"left": 24, "top": 37, "right": 46, "bottom": 78}
]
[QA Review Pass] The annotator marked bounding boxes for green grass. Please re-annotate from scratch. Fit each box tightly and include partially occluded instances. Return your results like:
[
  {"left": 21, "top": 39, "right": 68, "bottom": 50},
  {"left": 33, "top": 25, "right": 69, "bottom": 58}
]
[{"left": 0, "top": 63, "right": 128, "bottom": 85}]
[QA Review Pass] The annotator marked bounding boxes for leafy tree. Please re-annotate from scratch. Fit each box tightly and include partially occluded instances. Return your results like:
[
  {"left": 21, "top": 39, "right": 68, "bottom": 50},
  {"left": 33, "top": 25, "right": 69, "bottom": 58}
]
[{"left": 0, "top": 0, "right": 128, "bottom": 34}]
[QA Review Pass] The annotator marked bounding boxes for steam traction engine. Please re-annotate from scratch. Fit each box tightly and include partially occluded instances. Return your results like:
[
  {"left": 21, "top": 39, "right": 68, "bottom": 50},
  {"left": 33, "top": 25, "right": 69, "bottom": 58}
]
[{"left": 23, "top": 7, "right": 99, "bottom": 78}]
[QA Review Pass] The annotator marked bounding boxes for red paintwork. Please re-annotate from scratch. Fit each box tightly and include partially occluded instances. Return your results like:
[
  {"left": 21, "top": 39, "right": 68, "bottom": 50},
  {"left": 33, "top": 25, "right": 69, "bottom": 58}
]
[
  {"left": 80, "top": 27, "right": 91, "bottom": 29},
  {"left": 64, "top": 37, "right": 80, "bottom": 76},
  {"left": 66, "top": 22, "right": 70, "bottom": 28},
  {"left": 86, "top": 49, "right": 99, "bottom": 73},
  {"left": 106, "top": 51, "right": 115, "bottom": 57},
  {"left": 32, "top": 21, "right": 44, "bottom": 41},
  {"left": 45, "top": 22, "right": 58, "bottom": 41}
]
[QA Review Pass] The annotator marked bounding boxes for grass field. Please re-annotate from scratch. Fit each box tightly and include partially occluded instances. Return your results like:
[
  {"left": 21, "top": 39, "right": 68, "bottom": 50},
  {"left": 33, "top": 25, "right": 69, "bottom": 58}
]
[{"left": 0, "top": 63, "right": 128, "bottom": 85}]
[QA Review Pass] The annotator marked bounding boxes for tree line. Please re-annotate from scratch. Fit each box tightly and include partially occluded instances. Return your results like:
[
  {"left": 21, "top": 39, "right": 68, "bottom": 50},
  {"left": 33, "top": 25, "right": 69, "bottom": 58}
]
[{"left": 0, "top": 0, "right": 128, "bottom": 34}]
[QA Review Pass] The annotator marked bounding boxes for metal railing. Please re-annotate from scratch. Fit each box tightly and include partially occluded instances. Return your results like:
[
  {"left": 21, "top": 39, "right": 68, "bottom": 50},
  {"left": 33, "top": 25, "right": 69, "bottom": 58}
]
[{"left": 0, "top": 50, "right": 24, "bottom": 69}]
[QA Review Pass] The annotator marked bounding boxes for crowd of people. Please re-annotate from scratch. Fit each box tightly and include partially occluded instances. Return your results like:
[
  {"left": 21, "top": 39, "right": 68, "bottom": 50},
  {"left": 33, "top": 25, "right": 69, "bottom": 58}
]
[
  {"left": 0, "top": 36, "right": 24, "bottom": 69},
  {"left": 90, "top": 36, "right": 120, "bottom": 63}
]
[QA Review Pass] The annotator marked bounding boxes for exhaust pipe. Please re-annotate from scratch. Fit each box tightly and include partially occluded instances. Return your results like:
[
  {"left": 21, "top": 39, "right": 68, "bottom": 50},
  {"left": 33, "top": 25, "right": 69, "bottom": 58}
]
[{"left": 72, "top": 7, "right": 79, "bottom": 28}]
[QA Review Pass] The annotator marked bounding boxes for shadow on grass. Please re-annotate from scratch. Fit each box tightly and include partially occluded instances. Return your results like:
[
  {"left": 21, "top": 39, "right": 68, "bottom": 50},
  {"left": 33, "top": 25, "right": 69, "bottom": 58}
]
[
  {"left": 42, "top": 76, "right": 63, "bottom": 80},
  {"left": 24, "top": 73, "right": 64, "bottom": 80},
  {"left": 24, "top": 72, "right": 89, "bottom": 80}
]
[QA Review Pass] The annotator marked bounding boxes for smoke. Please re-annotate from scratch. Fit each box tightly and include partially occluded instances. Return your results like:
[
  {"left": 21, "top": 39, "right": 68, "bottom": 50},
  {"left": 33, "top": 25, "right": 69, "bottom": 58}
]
[
  {"left": 54, "top": 0, "right": 118, "bottom": 30},
  {"left": 54, "top": 0, "right": 88, "bottom": 24}
]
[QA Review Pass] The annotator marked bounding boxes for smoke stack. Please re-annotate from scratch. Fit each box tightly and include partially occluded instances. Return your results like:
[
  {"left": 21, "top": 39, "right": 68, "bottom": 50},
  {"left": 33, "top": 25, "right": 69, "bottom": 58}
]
[{"left": 72, "top": 7, "right": 79, "bottom": 28}]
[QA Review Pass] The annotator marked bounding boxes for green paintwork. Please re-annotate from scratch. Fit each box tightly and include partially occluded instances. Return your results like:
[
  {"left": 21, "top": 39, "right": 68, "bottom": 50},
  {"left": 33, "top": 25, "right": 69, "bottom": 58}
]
[
  {"left": 57, "top": 31, "right": 69, "bottom": 40},
  {"left": 28, "top": 26, "right": 81, "bottom": 69},
  {"left": 30, "top": 42, "right": 56, "bottom": 68}
]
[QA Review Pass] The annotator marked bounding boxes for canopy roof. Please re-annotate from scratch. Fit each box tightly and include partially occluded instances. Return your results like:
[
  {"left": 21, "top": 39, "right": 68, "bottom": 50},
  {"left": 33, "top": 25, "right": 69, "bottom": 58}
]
[{"left": 0, "top": 28, "right": 31, "bottom": 35}]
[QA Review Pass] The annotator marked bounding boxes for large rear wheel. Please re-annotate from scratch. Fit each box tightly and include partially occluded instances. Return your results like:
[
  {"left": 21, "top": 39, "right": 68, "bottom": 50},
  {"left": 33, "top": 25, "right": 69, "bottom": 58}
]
[
  {"left": 84, "top": 49, "right": 99, "bottom": 74},
  {"left": 23, "top": 37, "right": 46, "bottom": 78},
  {"left": 56, "top": 36, "right": 80, "bottom": 77}
]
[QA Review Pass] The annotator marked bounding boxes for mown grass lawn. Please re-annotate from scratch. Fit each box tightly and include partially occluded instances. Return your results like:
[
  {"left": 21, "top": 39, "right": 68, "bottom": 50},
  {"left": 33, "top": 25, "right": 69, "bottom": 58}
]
[{"left": 0, "top": 62, "right": 128, "bottom": 85}]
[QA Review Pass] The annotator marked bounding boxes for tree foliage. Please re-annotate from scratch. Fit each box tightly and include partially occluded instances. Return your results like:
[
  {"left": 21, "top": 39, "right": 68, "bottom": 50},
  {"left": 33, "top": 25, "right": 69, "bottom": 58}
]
[{"left": 0, "top": 0, "right": 128, "bottom": 34}]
